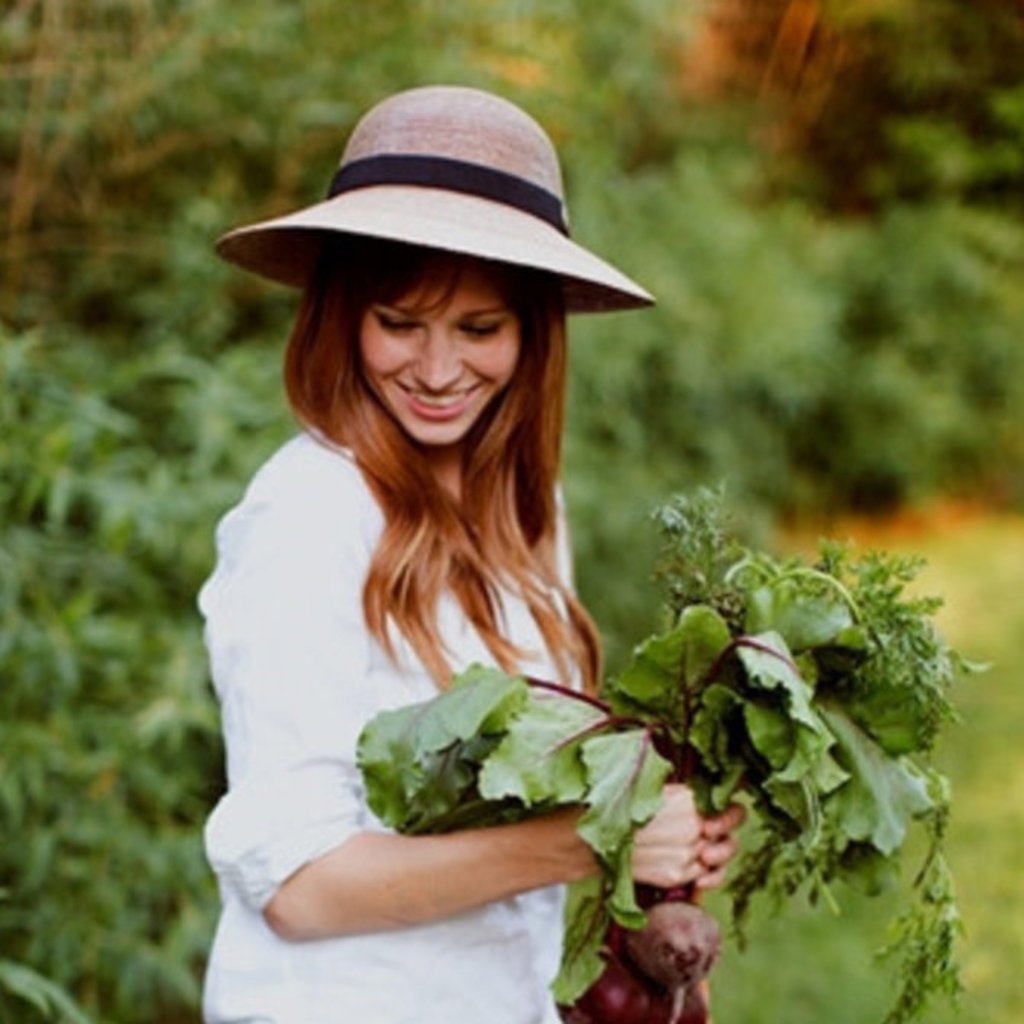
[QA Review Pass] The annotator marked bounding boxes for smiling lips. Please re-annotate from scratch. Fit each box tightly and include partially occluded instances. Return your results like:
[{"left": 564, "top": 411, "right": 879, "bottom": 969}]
[{"left": 400, "top": 383, "right": 479, "bottom": 421}]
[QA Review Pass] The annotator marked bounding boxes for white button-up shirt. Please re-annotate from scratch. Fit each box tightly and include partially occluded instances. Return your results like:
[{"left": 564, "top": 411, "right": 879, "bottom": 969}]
[{"left": 199, "top": 432, "right": 574, "bottom": 1024}]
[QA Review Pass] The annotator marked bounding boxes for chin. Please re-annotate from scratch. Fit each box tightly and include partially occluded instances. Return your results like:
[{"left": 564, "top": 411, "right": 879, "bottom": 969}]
[{"left": 410, "top": 425, "right": 470, "bottom": 449}]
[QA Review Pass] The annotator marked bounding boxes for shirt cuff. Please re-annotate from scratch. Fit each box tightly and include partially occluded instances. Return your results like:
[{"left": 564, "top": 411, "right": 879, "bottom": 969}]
[{"left": 205, "top": 758, "right": 364, "bottom": 912}]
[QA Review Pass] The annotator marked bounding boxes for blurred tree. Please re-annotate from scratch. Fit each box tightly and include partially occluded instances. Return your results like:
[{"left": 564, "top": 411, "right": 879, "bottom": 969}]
[{"left": 678, "top": 0, "right": 1024, "bottom": 212}]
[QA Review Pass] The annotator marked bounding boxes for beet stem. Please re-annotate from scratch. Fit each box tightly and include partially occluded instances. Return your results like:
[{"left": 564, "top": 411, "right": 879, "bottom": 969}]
[{"left": 526, "top": 676, "right": 612, "bottom": 713}]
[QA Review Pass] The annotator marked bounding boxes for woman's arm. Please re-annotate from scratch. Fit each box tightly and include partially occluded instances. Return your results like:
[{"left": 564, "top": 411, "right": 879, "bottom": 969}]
[
  {"left": 263, "top": 784, "right": 744, "bottom": 940},
  {"left": 263, "top": 807, "right": 594, "bottom": 940}
]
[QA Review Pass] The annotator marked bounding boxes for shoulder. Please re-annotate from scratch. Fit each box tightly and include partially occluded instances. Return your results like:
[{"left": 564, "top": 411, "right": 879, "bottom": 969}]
[
  {"left": 200, "top": 434, "right": 381, "bottom": 618},
  {"left": 246, "top": 433, "right": 372, "bottom": 514},
  {"left": 211, "top": 433, "right": 382, "bottom": 568},
  {"left": 233, "top": 432, "right": 382, "bottom": 535}
]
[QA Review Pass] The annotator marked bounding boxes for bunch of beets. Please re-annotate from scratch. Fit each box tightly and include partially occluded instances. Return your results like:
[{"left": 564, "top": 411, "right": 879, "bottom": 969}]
[{"left": 358, "top": 489, "right": 965, "bottom": 1024}]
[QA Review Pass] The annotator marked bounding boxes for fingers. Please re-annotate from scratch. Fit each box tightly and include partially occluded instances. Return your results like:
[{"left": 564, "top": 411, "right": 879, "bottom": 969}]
[
  {"left": 694, "top": 805, "right": 743, "bottom": 890},
  {"left": 701, "top": 802, "right": 746, "bottom": 840},
  {"left": 695, "top": 864, "right": 729, "bottom": 891},
  {"left": 631, "top": 785, "right": 704, "bottom": 888},
  {"left": 631, "top": 792, "right": 746, "bottom": 891},
  {"left": 631, "top": 851, "right": 704, "bottom": 890},
  {"left": 692, "top": 837, "right": 737, "bottom": 891},
  {"left": 700, "top": 832, "right": 738, "bottom": 868}
]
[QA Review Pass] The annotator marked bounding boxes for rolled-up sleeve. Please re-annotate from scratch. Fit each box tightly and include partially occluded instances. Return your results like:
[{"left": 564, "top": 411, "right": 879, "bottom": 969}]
[{"left": 199, "top": 454, "right": 376, "bottom": 913}]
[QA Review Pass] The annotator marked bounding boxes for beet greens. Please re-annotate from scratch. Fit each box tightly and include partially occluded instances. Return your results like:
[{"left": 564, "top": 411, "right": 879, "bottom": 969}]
[
  {"left": 638, "top": 488, "right": 967, "bottom": 1024},
  {"left": 356, "top": 487, "right": 969, "bottom": 1023},
  {"left": 357, "top": 665, "right": 674, "bottom": 1002}
]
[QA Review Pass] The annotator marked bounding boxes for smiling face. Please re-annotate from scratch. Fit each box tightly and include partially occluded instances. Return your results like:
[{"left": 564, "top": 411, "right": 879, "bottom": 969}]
[{"left": 358, "top": 260, "right": 522, "bottom": 481}]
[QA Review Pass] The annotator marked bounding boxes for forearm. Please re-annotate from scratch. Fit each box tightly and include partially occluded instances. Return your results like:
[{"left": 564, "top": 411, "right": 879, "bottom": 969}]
[{"left": 263, "top": 807, "right": 598, "bottom": 940}]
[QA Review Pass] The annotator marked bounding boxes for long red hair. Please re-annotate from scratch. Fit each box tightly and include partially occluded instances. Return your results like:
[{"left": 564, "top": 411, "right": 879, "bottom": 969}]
[{"left": 283, "top": 235, "right": 601, "bottom": 691}]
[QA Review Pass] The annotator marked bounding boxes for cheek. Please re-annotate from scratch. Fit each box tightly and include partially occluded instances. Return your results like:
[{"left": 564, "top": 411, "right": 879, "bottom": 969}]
[
  {"left": 472, "top": 334, "right": 521, "bottom": 385},
  {"left": 359, "top": 320, "right": 403, "bottom": 379}
]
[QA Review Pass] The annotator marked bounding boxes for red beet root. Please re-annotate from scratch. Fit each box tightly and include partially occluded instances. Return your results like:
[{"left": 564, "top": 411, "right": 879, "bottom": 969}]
[
  {"left": 623, "top": 901, "right": 721, "bottom": 993},
  {"left": 561, "top": 903, "right": 720, "bottom": 1024},
  {"left": 566, "top": 955, "right": 671, "bottom": 1024}
]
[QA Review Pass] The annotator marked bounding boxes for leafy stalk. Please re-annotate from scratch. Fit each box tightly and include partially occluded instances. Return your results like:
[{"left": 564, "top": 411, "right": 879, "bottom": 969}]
[
  {"left": 357, "top": 665, "right": 672, "bottom": 1002},
  {"left": 356, "top": 487, "right": 971, "bottom": 1022},
  {"left": 641, "top": 487, "right": 970, "bottom": 1024}
]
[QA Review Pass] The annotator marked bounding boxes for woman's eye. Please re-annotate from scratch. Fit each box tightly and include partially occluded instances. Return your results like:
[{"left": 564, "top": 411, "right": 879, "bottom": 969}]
[
  {"left": 377, "top": 313, "right": 418, "bottom": 333},
  {"left": 461, "top": 322, "right": 500, "bottom": 339}
]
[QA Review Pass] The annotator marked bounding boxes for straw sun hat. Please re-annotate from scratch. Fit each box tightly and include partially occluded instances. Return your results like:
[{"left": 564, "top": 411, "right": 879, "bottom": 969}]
[{"left": 215, "top": 85, "right": 653, "bottom": 313}]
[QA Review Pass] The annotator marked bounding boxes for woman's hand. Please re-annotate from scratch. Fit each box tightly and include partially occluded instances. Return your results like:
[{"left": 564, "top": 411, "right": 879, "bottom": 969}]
[
  {"left": 631, "top": 784, "right": 745, "bottom": 891},
  {"left": 695, "top": 801, "right": 745, "bottom": 890}
]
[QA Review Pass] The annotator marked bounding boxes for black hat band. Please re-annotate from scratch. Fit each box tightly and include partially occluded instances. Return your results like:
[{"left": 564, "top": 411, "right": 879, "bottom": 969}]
[{"left": 326, "top": 154, "right": 569, "bottom": 236}]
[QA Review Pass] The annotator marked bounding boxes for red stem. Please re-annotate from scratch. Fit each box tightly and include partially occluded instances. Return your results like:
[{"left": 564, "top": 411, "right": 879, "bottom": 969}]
[
  {"left": 704, "top": 634, "right": 801, "bottom": 685},
  {"left": 526, "top": 676, "right": 612, "bottom": 713}
]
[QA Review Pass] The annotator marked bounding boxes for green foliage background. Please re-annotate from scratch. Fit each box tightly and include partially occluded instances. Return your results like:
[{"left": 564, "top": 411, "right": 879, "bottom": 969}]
[{"left": 2, "top": 1, "right": 1023, "bottom": 1021}]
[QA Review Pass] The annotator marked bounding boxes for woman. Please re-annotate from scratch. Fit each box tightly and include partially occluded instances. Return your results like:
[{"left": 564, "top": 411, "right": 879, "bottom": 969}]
[{"left": 200, "top": 85, "right": 743, "bottom": 1024}]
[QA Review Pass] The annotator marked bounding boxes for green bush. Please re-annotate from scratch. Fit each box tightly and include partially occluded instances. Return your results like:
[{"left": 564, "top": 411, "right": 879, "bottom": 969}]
[
  {"left": 0, "top": 327, "right": 289, "bottom": 1020},
  {"left": 3, "top": 1, "right": 1024, "bottom": 1019},
  {"left": 565, "top": 159, "right": 1024, "bottom": 664}
]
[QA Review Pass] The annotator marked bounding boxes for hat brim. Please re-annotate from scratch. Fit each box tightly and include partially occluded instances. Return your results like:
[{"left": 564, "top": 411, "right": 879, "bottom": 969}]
[{"left": 214, "top": 186, "right": 654, "bottom": 313}]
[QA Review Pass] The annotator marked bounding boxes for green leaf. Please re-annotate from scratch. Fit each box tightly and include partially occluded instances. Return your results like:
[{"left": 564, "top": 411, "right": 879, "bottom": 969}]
[
  {"left": 746, "top": 580, "right": 855, "bottom": 652},
  {"left": 478, "top": 690, "right": 608, "bottom": 806},
  {"left": 844, "top": 687, "right": 931, "bottom": 756},
  {"left": 577, "top": 731, "right": 672, "bottom": 926},
  {"left": 552, "top": 876, "right": 609, "bottom": 1005},
  {"left": 742, "top": 699, "right": 847, "bottom": 817},
  {"left": 609, "top": 605, "right": 731, "bottom": 723},
  {"left": 820, "top": 704, "right": 935, "bottom": 855},
  {"left": 812, "top": 625, "right": 873, "bottom": 679},
  {"left": 399, "top": 745, "right": 489, "bottom": 834},
  {"left": 357, "top": 665, "right": 529, "bottom": 830},
  {"left": 710, "top": 762, "right": 747, "bottom": 810},
  {"left": 743, "top": 701, "right": 796, "bottom": 771},
  {"left": 736, "top": 632, "right": 846, "bottom": 790},
  {"left": 736, "top": 632, "right": 823, "bottom": 733},
  {"left": 690, "top": 683, "right": 746, "bottom": 776},
  {"left": 417, "top": 665, "right": 531, "bottom": 750},
  {"left": 839, "top": 842, "right": 901, "bottom": 897},
  {"left": 0, "top": 959, "right": 95, "bottom": 1024},
  {"left": 762, "top": 776, "right": 818, "bottom": 828}
]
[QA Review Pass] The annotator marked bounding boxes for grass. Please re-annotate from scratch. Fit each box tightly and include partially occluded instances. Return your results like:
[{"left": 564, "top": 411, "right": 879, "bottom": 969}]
[{"left": 704, "top": 509, "right": 1024, "bottom": 1024}]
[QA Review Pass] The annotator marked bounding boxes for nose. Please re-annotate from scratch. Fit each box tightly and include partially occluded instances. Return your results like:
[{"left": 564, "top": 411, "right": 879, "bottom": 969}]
[{"left": 413, "top": 328, "right": 461, "bottom": 391}]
